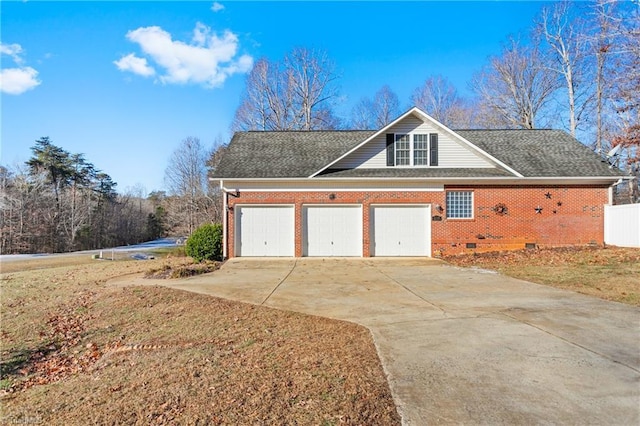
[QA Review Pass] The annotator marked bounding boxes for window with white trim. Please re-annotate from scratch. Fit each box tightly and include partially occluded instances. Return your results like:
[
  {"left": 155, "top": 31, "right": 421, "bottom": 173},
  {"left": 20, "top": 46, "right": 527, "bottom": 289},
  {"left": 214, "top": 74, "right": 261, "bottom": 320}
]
[
  {"left": 446, "top": 191, "right": 473, "bottom": 219},
  {"left": 386, "top": 133, "right": 437, "bottom": 167},
  {"left": 395, "top": 134, "right": 411, "bottom": 165},
  {"left": 413, "top": 134, "right": 428, "bottom": 166}
]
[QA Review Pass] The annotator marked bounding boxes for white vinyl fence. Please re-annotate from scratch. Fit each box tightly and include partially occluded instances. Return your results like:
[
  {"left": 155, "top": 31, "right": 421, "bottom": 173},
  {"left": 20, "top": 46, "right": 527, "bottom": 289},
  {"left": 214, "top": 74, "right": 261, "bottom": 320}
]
[{"left": 604, "top": 204, "right": 640, "bottom": 248}]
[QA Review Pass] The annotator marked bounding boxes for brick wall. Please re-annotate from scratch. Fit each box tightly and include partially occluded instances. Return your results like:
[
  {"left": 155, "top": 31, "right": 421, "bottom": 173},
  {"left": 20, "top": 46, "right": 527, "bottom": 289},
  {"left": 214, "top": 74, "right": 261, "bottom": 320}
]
[{"left": 226, "top": 185, "right": 610, "bottom": 257}]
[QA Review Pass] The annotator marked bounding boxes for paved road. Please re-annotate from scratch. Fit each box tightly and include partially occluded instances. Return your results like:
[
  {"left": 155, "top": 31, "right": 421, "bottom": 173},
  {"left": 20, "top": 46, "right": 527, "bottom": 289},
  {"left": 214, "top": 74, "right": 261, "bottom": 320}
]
[
  {"left": 113, "top": 258, "right": 640, "bottom": 425},
  {"left": 0, "top": 238, "right": 179, "bottom": 263}
]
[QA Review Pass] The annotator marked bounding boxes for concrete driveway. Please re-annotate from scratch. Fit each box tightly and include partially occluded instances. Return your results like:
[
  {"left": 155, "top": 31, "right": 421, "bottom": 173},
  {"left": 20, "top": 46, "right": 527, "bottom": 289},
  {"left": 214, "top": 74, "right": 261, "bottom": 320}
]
[{"left": 141, "top": 258, "right": 640, "bottom": 425}]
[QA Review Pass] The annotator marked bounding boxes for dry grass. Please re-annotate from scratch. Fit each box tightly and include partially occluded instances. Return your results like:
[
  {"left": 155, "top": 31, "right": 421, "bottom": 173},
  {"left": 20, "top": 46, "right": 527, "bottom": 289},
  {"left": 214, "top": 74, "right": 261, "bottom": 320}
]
[
  {"left": 0, "top": 257, "right": 399, "bottom": 425},
  {"left": 444, "top": 246, "right": 640, "bottom": 306}
]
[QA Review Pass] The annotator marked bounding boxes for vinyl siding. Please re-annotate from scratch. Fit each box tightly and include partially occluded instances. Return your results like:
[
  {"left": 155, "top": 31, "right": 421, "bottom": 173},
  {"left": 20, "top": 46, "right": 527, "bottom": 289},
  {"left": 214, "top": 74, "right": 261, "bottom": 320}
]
[{"left": 333, "top": 115, "right": 494, "bottom": 169}]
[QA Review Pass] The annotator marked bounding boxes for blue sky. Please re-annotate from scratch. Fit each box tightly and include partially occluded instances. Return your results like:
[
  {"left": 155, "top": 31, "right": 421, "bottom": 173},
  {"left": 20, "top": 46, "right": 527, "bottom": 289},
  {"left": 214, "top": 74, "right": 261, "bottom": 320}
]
[{"left": 2, "top": 1, "right": 545, "bottom": 194}]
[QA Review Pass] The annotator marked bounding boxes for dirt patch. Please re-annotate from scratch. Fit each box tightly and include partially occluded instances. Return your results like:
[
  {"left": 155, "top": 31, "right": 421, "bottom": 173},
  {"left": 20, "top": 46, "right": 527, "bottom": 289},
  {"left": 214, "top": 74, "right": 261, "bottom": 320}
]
[
  {"left": 1, "top": 257, "right": 399, "bottom": 425},
  {"left": 444, "top": 246, "right": 640, "bottom": 306}
]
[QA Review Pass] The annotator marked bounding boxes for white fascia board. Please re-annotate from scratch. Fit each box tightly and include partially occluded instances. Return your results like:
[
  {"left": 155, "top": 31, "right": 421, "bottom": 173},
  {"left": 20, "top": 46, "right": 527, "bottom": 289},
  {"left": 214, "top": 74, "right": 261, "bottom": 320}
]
[
  {"left": 221, "top": 177, "right": 445, "bottom": 192},
  {"left": 221, "top": 176, "right": 624, "bottom": 182},
  {"left": 308, "top": 106, "right": 524, "bottom": 178},
  {"left": 220, "top": 175, "right": 623, "bottom": 191},
  {"left": 439, "top": 176, "right": 623, "bottom": 185}
]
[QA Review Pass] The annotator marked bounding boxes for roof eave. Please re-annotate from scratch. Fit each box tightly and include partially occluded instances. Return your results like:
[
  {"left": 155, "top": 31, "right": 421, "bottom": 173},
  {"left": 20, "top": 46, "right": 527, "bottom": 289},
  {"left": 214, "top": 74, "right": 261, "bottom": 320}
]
[{"left": 213, "top": 176, "right": 625, "bottom": 184}]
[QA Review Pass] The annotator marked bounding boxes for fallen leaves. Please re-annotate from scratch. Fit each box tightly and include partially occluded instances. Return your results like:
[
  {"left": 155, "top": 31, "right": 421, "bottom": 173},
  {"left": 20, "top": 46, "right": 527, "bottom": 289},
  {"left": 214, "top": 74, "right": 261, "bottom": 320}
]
[
  {"left": 2, "top": 259, "right": 400, "bottom": 425},
  {"left": 444, "top": 245, "right": 640, "bottom": 268},
  {"left": 445, "top": 246, "right": 640, "bottom": 306},
  {"left": 7, "top": 291, "right": 103, "bottom": 393}
]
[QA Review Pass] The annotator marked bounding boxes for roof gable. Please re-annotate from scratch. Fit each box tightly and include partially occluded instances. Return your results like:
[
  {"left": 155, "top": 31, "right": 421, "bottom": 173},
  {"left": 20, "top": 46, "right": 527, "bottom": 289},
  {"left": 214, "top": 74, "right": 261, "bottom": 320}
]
[{"left": 310, "top": 107, "right": 522, "bottom": 177}]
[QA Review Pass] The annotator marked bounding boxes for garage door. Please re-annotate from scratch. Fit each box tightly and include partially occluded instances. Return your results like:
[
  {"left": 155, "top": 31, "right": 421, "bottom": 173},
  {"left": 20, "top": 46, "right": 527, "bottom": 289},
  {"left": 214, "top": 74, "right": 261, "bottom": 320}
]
[
  {"left": 303, "top": 205, "right": 362, "bottom": 256},
  {"left": 235, "top": 206, "right": 294, "bottom": 256},
  {"left": 371, "top": 205, "right": 431, "bottom": 256}
]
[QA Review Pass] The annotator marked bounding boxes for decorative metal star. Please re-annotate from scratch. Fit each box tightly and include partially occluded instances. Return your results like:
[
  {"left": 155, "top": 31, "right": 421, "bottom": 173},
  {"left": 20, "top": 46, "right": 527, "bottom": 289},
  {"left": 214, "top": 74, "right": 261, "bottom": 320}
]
[
  {"left": 535, "top": 206, "right": 543, "bottom": 214},
  {"left": 545, "top": 192, "right": 552, "bottom": 199},
  {"left": 557, "top": 201, "right": 562, "bottom": 207}
]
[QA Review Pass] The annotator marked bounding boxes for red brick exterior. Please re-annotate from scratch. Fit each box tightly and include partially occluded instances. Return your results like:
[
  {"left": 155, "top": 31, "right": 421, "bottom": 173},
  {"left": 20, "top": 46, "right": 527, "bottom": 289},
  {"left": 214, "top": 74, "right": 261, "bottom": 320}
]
[{"left": 226, "top": 185, "right": 610, "bottom": 258}]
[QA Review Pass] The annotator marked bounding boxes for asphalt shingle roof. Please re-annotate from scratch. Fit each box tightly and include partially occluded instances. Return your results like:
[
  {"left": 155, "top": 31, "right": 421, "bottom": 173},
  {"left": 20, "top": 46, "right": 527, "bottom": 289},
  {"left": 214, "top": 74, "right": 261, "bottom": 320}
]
[
  {"left": 213, "top": 131, "right": 374, "bottom": 178},
  {"left": 455, "top": 129, "right": 619, "bottom": 177},
  {"left": 212, "top": 129, "right": 621, "bottom": 179}
]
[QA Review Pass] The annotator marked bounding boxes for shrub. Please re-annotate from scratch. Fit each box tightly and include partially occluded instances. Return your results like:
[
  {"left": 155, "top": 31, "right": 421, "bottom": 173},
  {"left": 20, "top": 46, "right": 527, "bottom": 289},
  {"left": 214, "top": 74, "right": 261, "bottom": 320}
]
[{"left": 185, "top": 223, "right": 223, "bottom": 262}]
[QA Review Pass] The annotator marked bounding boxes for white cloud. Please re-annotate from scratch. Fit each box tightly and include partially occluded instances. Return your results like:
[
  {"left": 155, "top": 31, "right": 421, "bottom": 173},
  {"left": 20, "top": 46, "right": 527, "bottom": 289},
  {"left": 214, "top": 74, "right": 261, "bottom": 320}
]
[
  {"left": 192, "top": 22, "right": 209, "bottom": 46},
  {"left": 113, "top": 53, "right": 156, "bottom": 77},
  {"left": 0, "top": 67, "right": 41, "bottom": 95},
  {"left": 116, "top": 23, "right": 253, "bottom": 88},
  {"left": 1, "top": 43, "right": 25, "bottom": 64},
  {"left": 0, "top": 42, "right": 40, "bottom": 94},
  {"left": 211, "top": 2, "right": 224, "bottom": 12}
]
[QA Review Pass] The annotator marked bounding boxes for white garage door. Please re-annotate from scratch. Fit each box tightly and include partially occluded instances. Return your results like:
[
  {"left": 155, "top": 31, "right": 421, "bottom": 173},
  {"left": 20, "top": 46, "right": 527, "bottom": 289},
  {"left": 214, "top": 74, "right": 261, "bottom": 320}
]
[
  {"left": 303, "top": 205, "right": 362, "bottom": 257},
  {"left": 371, "top": 205, "right": 431, "bottom": 256},
  {"left": 235, "top": 206, "right": 294, "bottom": 257}
]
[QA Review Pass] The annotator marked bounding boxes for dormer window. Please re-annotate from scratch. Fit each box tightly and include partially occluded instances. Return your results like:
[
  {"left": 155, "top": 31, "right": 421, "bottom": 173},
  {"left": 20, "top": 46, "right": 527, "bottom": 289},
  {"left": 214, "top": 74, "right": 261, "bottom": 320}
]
[
  {"left": 413, "top": 134, "right": 428, "bottom": 165},
  {"left": 395, "top": 134, "right": 411, "bottom": 165},
  {"left": 386, "top": 133, "right": 438, "bottom": 167}
]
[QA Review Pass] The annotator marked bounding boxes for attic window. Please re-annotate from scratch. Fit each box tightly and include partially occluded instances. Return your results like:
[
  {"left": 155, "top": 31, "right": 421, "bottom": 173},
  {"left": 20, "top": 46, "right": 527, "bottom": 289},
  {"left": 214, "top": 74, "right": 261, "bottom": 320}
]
[{"left": 386, "top": 133, "right": 438, "bottom": 167}]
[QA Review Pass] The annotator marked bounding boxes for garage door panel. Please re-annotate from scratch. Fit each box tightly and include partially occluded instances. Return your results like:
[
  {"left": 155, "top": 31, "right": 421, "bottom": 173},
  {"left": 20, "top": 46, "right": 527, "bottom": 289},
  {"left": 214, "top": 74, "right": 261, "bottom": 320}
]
[
  {"left": 304, "top": 206, "right": 362, "bottom": 257},
  {"left": 236, "top": 206, "right": 294, "bottom": 257},
  {"left": 372, "top": 206, "right": 431, "bottom": 256}
]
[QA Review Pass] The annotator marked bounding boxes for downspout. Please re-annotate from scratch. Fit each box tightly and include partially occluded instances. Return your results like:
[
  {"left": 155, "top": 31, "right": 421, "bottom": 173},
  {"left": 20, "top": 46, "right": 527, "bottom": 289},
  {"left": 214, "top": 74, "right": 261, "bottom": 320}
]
[
  {"left": 610, "top": 178, "right": 631, "bottom": 205},
  {"left": 221, "top": 184, "right": 241, "bottom": 259},
  {"left": 221, "top": 180, "right": 228, "bottom": 259}
]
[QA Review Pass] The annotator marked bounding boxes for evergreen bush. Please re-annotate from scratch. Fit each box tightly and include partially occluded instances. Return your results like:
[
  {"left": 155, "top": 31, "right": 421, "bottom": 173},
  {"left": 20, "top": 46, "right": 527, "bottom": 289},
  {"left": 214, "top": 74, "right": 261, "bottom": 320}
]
[{"left": 185, "top": 223, "right": 223, "bottom": 262}]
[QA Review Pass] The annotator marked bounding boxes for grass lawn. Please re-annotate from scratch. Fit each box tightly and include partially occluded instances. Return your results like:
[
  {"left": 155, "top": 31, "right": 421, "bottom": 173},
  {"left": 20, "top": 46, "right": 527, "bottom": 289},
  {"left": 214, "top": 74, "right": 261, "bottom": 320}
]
[
  {"left": 444, "top": 246, "right": 640, "bottom": 306},
  {"left": 1, "top": 255, "right": 399, "bottom": 425}
]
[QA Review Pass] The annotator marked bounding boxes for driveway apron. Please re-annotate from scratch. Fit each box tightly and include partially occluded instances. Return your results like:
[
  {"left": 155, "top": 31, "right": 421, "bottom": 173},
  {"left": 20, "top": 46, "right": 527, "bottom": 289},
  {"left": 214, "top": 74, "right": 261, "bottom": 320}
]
[{"left": 162, "top": 258, "right": 640, "bottom": 425}]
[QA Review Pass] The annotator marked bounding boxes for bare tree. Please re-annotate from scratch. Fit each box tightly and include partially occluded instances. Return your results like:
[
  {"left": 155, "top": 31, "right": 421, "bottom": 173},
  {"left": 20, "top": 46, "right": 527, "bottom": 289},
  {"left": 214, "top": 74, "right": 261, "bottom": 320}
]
[
  {"left": 164, "top": 137, "right": 209, "bottom": 235},
  {"left": 232, "top": 48, "right": 340, "bottom": 131},
  {"left": 610, "top": 1, "right": 640, "bottom": 202},
  {"left": 349, "top": 85, "right": 400, "bottom": 129},
  {"left": 539, "top": 1, "right": 593, "bottom": 137},
  {"left": 472, "top": 37, "right": 560, "bottom": 129},
  {"left": 349, "top": 97, "right": 373, "bottom": 129},
  {"left": 232, "top": 58, "right": 296, "bottom": 131},
  {"left": 286, "top": 48, "right": 341, "bottom": 130},
  {"left": 411, "top": 76, "right": 469, "bottom": 128},
  {"left": 371, "top": 85, "right": 400, "bottom": 128},
  {"left": 588, "top": 0, "right": 621, "bottom": 154},
  {"left": 205, "top": 136, "right": 229, "bottom": 224}
]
